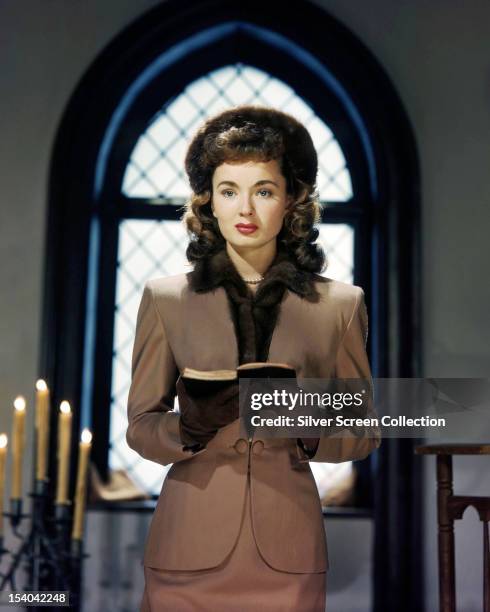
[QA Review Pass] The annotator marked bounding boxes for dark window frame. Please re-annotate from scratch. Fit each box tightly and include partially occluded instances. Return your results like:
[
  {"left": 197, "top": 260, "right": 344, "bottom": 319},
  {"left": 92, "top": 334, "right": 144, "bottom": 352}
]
[{"left": 42, "top": 2, "right": 423, "bottom": 610}]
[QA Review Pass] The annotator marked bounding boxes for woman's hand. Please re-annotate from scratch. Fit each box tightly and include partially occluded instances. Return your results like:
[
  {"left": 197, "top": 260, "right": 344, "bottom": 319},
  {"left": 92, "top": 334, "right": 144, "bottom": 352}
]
[{"left": 176, "top": 378, "right": 240, "bottom": 451}]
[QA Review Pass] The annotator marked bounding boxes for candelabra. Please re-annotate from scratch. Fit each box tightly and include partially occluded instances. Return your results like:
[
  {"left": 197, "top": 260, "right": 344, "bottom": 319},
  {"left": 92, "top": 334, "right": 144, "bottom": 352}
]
[{"left": 0, "top": 479, "right": 89, "bottom": 609}]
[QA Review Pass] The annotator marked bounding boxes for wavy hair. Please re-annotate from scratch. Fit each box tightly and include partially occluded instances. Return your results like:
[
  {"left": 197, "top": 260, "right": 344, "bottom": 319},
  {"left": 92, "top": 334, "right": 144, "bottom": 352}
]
[{"left": 181, "top": 105, "right": 327, "bottom": 274}]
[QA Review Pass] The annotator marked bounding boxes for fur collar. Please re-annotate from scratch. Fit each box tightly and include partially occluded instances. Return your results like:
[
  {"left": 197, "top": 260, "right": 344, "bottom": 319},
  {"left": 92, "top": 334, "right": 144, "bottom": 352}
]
[{"left": 189, "top": 246, "right": 321, "bottom": 364}]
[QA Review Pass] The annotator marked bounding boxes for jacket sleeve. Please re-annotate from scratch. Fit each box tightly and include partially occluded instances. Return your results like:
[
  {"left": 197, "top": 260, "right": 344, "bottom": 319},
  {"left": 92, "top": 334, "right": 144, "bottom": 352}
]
[
  {"left": 297, "top": 287, "right": 382, "bottom": 463},
  {"left": 126, "top": 281, "right": 204, "bottom": 466}
]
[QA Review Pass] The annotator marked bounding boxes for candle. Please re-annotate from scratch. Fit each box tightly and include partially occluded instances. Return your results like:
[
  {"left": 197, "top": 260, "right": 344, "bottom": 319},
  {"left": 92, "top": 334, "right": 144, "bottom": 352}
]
[
  {"left": 11, "top": 397, "right": 26, "bottom": 500},
  {"left": 0, "top": 434, "right": 7, "bottom": 536},
  {"left": 55, "top": 401, "right": 72, "bottom": 505},
  {"left": 71, "top": 428, "right": 92, "bottom": 541},
  {"left": 35, "top": 380, "right": 50, "bottom": 481}
]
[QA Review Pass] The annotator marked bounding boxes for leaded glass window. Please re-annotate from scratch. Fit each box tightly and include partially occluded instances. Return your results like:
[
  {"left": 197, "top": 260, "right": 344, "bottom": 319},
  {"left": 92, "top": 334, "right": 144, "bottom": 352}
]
[{"left": 112, "top": 63, "right": 356, "bottom": 499}]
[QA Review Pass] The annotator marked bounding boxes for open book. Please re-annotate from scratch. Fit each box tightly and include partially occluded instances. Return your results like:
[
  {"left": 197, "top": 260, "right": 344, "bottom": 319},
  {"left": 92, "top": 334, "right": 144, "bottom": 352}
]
[
  {"left": 181, "top": 361, "right": 296, "bottom": 380},
  {"left": 178, "top": 362, "right": 297, "bottom": 396}
]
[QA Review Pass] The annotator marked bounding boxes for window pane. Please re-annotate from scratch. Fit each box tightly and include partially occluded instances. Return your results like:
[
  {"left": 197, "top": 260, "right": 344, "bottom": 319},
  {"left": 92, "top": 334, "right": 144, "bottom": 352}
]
[
  {"left": 318, "top": 223, "right": 354, "bottom": 284},
  {"left": 122, "top": 63, "right": 352, "bottom": 203},
  {"left": 110, "top": 220, "right": 190, "bottom": 493}
]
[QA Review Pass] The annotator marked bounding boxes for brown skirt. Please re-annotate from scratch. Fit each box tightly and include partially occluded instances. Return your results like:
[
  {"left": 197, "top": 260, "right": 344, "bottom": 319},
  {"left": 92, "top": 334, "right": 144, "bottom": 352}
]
[{"left": 140, "top": 481, "right": 327, "bottom": 612}]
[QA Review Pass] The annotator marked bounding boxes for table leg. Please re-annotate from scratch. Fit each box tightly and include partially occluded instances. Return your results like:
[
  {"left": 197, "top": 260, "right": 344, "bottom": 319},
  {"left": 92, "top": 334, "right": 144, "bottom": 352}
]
[
  {"left": 437, "top": 454, "right": 456, "bottom": 612},
  {"left": 484, "top": 520, "right": 489, "bottom": 612}
]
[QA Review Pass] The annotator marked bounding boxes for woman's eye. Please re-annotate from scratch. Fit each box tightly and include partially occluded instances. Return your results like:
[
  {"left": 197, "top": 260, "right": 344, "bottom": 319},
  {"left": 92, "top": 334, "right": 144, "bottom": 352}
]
[{"left": 220, "top": 188, "right": 272, "bottom": 198}]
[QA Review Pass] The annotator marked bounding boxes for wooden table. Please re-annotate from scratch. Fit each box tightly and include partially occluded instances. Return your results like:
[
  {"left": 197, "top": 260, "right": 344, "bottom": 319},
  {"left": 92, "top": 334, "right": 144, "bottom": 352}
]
[{"left": 415, "top": 444, "right": 490, "bottom": 612}]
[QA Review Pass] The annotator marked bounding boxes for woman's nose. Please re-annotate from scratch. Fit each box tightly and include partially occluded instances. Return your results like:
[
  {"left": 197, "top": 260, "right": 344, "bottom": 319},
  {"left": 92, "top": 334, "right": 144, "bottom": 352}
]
[{"left": 239, "top": 195, "right": 254, "bottom": 215}]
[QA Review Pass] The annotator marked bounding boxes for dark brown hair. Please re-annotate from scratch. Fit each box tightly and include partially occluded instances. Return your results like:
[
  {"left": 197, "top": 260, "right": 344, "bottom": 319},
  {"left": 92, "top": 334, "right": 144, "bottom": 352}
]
[{"left": 182, "top": 105, "right": 326, "bottom": 273}]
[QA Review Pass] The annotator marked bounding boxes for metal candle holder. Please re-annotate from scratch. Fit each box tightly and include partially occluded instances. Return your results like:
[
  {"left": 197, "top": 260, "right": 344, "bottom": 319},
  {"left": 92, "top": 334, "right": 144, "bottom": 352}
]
[{"left": 0, "top": 479, "right": 89, "bottom": 609}]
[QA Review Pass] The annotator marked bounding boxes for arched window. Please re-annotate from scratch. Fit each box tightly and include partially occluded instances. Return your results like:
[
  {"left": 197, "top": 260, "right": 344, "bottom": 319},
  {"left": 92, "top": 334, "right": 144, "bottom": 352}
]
[
  {"left": 44, "top": 2, "right": 421, "bottom": 607},
  {"left": 112, "top": 62, "right": 357, "bottom": 496}
]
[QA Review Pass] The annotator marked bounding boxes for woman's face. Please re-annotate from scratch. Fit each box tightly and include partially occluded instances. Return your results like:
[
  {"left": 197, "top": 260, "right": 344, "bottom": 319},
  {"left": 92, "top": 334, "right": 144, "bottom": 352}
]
[{"left": 211, "top": 158, "right": 292, "bottom": 252}]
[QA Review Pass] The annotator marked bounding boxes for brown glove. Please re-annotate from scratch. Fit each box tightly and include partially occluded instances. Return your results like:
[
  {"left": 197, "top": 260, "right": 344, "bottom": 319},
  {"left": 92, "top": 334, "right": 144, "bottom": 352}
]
[{"left": 176, "top": 377, "right": 240, "bottom": 453}]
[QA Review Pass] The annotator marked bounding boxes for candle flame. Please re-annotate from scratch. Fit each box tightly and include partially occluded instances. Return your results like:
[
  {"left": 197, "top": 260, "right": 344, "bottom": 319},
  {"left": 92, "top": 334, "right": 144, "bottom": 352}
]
[
  {"left": 60, "top": 401, "right": 71, "bottom": 414},
  {"left": 14, "top": 396, "right": 26, "bottom": 411},
  {"left": 36, "top": 379, "right": 48, "bottom": 392},
  {"left": 0, "top": 433, "right": 8, "bottom": 448},
  {"left": 81, "top": 428, "right": 92, "bottom": 444}
]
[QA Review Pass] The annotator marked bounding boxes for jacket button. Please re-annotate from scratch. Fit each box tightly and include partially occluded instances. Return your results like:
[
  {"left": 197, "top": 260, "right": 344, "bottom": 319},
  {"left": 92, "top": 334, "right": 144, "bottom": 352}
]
[
  {"left": 252, "top": 440, "right": 265, "bottom": 455},
  {"left": 233, "top": 438, "right": 249, "bottom": 454}
]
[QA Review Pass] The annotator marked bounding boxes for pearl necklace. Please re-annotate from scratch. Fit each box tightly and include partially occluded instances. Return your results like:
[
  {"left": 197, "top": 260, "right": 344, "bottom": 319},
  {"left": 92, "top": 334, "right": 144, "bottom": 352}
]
[{"left": 242, "top": 275, "right": 264, "bottom": 284}]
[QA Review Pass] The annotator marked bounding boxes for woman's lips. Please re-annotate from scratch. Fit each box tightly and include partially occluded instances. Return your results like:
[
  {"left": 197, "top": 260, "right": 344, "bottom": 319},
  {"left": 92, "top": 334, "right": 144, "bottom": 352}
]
[{"left": 235, "top": 224, "right": 258, "bottom": 235}]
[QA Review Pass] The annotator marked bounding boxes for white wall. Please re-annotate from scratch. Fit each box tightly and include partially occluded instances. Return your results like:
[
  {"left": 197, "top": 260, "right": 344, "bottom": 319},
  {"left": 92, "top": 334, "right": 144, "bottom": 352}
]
[
  {"left": 314, "top": 3, "right": 490, "bottom": 610},
  {"left": 1, "top": 1, "right": 489, "bottom": 610}
]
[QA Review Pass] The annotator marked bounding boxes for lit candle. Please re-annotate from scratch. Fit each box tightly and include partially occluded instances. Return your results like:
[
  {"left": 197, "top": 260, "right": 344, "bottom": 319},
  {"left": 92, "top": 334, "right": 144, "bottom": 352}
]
[
  {"left": 35, "top": 380, "right": 50, "bottom": 481},
  {"left": 55, "top": 402, "right": 72, "bottom": 505},
  {"left": 0, "top": 434, "right": 8, "bottom": 536},
  {"left": 11, "top": 397, "right": 26, "bottom": 500},
  {"left": 71, "top": 428, "right": 92, "bottom": 541}
]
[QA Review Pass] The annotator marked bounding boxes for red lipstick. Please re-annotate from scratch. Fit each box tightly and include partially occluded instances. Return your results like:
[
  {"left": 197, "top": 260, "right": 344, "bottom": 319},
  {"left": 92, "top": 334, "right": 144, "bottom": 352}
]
[{"left": 235, "top": 223, "right": 258, "bottom": 235}]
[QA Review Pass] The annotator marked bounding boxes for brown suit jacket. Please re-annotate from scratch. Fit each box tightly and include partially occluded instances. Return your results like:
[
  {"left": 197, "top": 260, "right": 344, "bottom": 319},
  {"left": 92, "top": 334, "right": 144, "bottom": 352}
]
[{"left": 126, "top": 272, "right": 381, "bottom": 573}]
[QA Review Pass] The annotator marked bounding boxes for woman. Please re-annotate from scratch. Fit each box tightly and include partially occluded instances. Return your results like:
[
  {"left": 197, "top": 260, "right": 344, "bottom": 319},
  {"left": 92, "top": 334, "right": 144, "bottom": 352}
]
[{"left": 126, "top": 105, "right": 381, "bottom": 611}]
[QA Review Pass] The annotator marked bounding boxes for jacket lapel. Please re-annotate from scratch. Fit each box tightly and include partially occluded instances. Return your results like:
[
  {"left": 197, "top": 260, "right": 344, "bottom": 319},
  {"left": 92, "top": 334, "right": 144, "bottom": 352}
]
[{"left": 189, "top": 246, "right": 321, "bottom": 364}]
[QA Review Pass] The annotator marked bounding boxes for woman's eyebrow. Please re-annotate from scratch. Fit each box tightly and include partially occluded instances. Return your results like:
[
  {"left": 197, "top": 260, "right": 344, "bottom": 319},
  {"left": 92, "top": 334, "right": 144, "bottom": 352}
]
[{"left": 217, "top": 180, "right": 279, "bottom": 188}]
